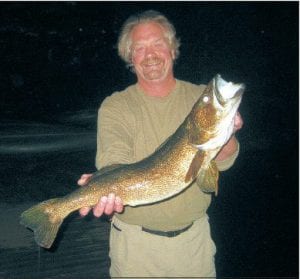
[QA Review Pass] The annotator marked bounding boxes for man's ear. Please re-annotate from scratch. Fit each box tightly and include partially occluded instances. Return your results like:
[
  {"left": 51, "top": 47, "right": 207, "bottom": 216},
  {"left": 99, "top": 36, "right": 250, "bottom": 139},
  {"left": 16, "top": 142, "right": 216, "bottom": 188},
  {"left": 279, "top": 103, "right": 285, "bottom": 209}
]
[{"left": 171, "top": 49, "right": 176, "bottom": 60}]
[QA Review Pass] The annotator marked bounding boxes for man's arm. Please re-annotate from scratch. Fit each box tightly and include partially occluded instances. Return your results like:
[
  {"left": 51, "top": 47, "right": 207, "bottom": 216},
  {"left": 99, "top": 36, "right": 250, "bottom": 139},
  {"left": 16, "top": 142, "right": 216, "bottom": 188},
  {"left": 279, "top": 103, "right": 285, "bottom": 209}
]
[{"left": 78, "top": 95, "right": 133, "bottom": 217}]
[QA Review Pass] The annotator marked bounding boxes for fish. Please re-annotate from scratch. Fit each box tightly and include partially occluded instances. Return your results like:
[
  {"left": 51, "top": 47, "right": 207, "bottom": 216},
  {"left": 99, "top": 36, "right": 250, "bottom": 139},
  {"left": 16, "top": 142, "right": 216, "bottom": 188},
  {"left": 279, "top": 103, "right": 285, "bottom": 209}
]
[{"left": 20, "top": 74, "right": 244, "bottom": 249}]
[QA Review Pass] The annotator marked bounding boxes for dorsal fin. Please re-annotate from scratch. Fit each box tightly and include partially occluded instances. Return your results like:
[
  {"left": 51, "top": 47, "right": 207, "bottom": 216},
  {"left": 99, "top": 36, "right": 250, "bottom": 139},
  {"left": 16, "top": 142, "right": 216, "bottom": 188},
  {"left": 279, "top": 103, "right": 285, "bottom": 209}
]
[{"left": 185, "top": 150, "right": 205, "bottom": 183}]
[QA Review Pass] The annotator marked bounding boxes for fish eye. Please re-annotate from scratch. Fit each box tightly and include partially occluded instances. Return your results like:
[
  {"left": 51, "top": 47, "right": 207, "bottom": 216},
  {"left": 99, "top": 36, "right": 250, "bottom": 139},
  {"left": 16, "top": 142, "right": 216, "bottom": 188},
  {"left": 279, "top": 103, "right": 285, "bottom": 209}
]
[{"left": 203, "top": 95, "right": 210, "bottom": 103}]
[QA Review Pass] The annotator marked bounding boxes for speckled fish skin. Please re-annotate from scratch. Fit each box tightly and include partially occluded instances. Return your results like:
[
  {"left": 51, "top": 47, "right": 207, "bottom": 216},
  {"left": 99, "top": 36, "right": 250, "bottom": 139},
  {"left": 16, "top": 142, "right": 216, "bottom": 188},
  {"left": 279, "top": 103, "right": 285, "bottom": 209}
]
[{"left": 20, "top": 74, "right": 244, "bottom": 248}]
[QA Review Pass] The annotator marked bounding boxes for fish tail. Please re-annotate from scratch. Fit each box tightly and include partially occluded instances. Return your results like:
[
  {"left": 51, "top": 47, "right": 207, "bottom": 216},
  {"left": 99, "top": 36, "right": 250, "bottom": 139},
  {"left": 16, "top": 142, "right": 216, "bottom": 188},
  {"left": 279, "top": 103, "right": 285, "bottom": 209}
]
[{"left": 20, "top": 198, "right": 64, "bottom": 249}]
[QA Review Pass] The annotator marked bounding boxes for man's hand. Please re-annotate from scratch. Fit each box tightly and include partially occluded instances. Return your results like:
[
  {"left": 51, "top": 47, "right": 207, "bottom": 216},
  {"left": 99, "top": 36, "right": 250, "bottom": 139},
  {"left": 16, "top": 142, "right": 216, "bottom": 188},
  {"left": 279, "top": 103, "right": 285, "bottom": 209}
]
[{"left": 77, "top": 173, "right": 124, "bottom": 217}]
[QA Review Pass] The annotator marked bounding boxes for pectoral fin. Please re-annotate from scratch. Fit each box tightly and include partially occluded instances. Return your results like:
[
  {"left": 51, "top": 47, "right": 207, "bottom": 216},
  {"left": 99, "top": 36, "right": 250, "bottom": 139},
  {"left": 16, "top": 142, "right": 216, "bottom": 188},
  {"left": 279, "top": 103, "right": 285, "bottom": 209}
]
[
  {"left": 197, "top": 160, "right": 219, "bottom": 195},
  {"left": 185, "top": 151, "right": 204, "bottom": 183}
]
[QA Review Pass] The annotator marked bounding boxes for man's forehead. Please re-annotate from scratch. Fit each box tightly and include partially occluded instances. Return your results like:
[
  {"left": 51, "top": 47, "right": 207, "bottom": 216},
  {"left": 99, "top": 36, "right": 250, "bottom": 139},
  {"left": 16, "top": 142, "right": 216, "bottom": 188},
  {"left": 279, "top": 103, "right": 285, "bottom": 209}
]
[{"left": 131, "top": 22, "right": 166, "bottom": 42}]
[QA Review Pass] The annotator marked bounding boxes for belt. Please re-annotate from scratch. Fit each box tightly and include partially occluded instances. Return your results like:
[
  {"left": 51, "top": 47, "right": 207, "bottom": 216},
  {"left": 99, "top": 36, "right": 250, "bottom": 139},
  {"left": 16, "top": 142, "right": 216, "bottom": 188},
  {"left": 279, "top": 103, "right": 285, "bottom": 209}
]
[{"left": 142, "top": 223, "right": 193, "bottom": 237}]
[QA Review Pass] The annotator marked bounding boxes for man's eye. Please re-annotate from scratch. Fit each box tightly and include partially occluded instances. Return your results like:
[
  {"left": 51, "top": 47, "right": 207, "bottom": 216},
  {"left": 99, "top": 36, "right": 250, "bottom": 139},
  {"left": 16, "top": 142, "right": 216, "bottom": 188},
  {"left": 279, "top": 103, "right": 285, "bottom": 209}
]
[
  {"left": 154, "top": 41, "right": 165, "bottom": 48},
  {"left": 133, "top": 46, "right": 145, "bottom": 53}
]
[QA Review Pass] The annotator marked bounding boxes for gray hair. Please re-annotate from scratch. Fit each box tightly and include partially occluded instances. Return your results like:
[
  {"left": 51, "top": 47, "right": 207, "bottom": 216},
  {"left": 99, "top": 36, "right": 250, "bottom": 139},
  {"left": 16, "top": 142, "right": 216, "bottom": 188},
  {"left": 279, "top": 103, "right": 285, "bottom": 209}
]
[{"left": 117, "top": 10, "right": 181, "bottom": 67}]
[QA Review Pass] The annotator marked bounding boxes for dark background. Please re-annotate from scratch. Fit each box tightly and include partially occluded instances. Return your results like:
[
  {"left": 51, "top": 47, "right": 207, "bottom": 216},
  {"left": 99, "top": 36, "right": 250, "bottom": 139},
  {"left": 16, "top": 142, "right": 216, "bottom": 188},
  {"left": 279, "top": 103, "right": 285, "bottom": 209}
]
[{"left": 0, "top": 2, "right": 298, "bottom": 278}]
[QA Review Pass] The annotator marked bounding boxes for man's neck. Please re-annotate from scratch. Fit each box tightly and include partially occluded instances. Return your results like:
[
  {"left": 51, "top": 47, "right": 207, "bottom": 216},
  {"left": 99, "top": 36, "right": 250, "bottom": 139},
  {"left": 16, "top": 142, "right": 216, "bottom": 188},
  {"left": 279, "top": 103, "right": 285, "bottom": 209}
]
[{"left": 138, "top": 76, "right": 176, "bottom": 97}]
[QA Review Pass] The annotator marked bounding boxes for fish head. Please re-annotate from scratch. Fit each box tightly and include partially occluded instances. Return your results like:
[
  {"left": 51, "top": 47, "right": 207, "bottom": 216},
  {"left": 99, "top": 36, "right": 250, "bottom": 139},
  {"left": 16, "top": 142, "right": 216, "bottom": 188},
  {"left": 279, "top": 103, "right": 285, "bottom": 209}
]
[{"left": 188, "top": 74, "right": 244, "bottom": 150}]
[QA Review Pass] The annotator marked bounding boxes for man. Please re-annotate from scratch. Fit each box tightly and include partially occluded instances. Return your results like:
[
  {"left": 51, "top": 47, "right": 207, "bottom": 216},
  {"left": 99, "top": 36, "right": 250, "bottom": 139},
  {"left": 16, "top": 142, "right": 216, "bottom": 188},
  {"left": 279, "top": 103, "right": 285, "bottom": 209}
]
[{"left": 78, "top": 10, "right": 243, "bottom": 277}]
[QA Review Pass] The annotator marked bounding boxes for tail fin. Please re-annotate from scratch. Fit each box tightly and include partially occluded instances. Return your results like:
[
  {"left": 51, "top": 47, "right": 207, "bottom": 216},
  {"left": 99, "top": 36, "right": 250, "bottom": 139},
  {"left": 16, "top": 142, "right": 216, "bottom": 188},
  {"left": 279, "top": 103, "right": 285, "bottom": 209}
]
[{"left": 20, "top": 198, "right": 64, "bottom": 249}]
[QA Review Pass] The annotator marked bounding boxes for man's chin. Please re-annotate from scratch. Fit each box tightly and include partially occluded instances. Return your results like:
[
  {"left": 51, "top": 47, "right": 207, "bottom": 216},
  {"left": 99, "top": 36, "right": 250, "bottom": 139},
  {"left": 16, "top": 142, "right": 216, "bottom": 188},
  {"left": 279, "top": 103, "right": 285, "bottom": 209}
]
[{"left": 143, "top": 71, "right": 166, "bottom": 81}]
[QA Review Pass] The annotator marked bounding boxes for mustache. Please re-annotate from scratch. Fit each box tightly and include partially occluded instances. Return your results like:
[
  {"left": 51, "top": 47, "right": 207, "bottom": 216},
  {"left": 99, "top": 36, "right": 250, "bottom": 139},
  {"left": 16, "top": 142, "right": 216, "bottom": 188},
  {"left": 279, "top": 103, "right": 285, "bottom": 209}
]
[{"left": 141, "top": 57, "right": 162, "bottom": 66}]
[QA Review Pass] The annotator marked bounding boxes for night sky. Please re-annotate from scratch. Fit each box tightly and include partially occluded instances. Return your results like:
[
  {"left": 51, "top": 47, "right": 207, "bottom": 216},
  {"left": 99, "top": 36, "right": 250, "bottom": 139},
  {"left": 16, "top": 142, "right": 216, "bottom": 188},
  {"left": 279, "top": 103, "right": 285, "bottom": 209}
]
[{"left": 0, "top": 2, "right": 298, "bottom": 278}]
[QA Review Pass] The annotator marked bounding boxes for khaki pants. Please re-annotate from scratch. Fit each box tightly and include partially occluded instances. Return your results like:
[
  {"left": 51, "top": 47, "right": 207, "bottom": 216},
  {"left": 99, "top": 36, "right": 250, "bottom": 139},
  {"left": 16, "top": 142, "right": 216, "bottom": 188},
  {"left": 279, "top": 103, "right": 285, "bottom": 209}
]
[{"left": 109, "top": 215, "right": 216, "bottom": 278}]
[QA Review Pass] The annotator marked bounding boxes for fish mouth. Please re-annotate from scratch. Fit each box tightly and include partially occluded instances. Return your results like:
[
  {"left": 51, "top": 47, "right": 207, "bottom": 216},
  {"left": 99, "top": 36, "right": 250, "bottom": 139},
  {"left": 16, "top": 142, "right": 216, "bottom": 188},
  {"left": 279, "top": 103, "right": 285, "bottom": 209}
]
[{"left": 214, "top": 74, "right": 244, "bottom": 107}]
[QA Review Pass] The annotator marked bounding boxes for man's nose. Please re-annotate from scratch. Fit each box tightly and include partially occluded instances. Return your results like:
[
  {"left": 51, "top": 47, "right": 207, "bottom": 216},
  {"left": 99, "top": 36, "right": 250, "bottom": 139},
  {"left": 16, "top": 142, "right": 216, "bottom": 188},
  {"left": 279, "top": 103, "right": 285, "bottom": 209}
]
[{"left": 145, "top": 45, "right": 156, "bottom": 58}]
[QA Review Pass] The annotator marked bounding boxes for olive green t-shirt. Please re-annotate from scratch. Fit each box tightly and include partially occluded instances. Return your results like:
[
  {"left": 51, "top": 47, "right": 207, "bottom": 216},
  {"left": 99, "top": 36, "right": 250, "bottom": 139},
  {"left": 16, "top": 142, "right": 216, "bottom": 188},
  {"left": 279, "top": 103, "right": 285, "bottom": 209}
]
[{"left": 95, "top": 80, "right": 239, "bottom": 231}]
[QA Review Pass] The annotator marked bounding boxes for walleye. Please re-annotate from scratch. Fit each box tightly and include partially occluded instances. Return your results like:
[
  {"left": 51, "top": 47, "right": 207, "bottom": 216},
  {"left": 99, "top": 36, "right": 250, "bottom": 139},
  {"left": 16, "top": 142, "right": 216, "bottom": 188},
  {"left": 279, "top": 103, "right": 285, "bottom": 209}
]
[{"left": 20, "top": 74, "right": 244, "bottom": 248}]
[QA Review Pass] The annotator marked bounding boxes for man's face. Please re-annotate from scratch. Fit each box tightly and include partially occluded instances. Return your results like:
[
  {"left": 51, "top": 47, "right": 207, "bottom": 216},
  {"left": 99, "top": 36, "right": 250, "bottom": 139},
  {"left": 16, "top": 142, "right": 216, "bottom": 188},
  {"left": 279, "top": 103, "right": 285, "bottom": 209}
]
[{"left": 130, "top": 22, "right": 175, "bottom": 83}]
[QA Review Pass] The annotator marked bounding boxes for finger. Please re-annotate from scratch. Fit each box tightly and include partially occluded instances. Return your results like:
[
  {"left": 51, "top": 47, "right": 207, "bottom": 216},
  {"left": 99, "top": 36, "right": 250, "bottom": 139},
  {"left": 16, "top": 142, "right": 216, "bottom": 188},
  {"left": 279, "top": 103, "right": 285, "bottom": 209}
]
[
  {"left": 79, "top": 206, "right": 91, "bottom": 217},
  {"left": 78, "top": 174, "right": 88, "bottom": 186},
  {"left": 93, "top": 196, "right": 107, "bottom": 217},
  {"left": 236, "top": 118, "right": 243, "bottom": 130},
  {"left": 114, "top": 196, "right": 124, "bottom": 213},
  {"left": 104, "top": 193, "right": 116, "bottom": 215},
  {"left": 236, "top": 112, "right": 243, "bottom": 123},
  {"left": 78, "top": 173, "right": 93, "bottom": 186},
  {"left": 234, "top": 112, "right": 243, "bottom": 131}
]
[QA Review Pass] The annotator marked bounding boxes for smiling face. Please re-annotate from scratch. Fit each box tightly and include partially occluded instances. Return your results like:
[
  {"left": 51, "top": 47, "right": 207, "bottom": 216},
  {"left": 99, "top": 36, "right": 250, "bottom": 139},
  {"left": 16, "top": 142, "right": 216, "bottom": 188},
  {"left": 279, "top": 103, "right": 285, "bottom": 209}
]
[{"left": 130, "top": 22, "right": 175, "bottom": 83}]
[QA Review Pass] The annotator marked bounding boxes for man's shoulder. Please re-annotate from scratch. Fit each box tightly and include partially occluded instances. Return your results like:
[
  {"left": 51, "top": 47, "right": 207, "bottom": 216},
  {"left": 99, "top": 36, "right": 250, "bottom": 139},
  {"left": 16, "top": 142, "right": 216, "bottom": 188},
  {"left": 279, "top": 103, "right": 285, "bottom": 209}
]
[
  {"left": 177, "top": 79, "right": 207, "bottom": 97},
  {"left": 101, "top": 84, "right": 137, "bottom": 108}
]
